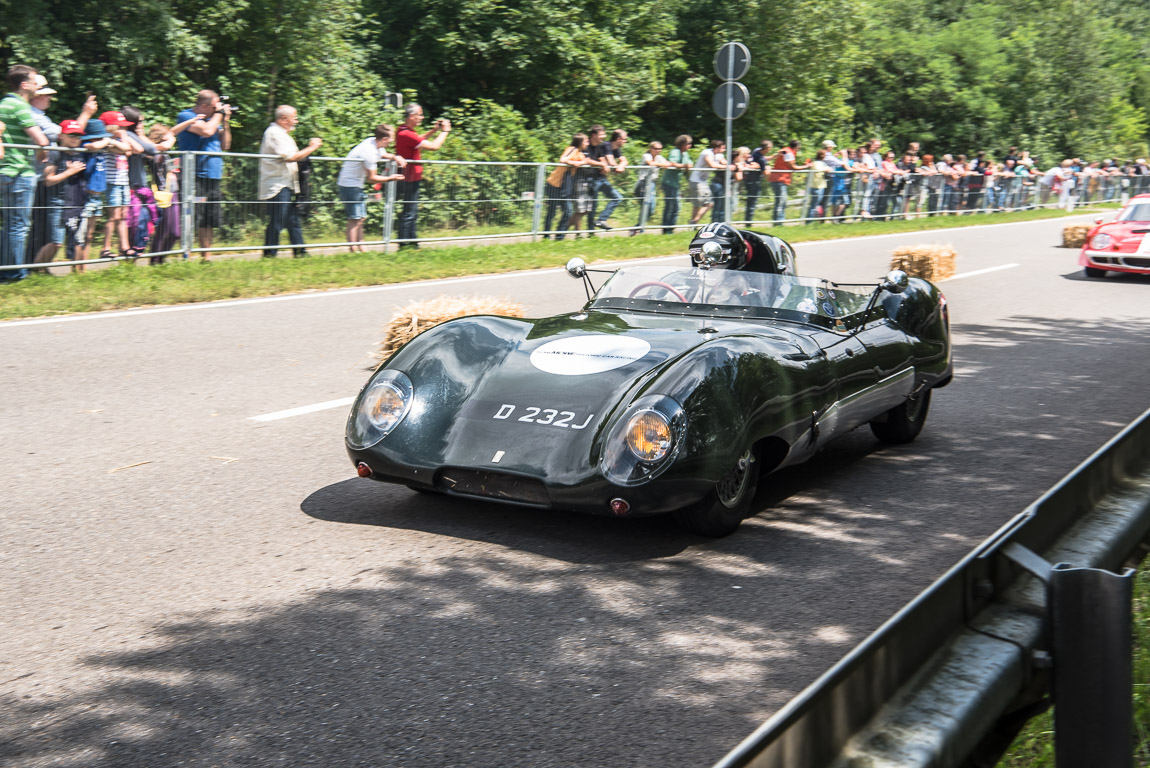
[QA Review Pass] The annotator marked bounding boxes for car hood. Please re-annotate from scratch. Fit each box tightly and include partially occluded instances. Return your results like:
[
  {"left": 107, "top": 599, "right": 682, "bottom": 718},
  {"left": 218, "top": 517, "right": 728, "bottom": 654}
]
[
  {"left": 1097, "top": 221, "right": 1150, "bottom": 248},
  {"left": 376, "top": 309, "right": 815, "bottom": 483}
]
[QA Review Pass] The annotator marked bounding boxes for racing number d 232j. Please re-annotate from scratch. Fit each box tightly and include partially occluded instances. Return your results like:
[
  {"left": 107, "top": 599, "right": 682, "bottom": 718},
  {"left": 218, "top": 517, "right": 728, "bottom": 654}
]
[{"left": 346, "top": 227, "right": 952, "bottom": 537}]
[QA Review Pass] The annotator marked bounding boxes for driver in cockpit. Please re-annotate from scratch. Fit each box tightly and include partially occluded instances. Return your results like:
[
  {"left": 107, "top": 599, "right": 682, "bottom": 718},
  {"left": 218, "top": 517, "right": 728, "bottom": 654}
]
[{"left": 687, "top": 222, "right": 798, "bottom": 275}]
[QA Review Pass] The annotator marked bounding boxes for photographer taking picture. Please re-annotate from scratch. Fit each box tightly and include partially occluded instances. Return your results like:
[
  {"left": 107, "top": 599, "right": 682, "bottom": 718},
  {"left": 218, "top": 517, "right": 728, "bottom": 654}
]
[
  {"left": 394, "top": 103, "right": 451, "bottom": 250},
  {"left": 175, "top": 90, "right": 232, "bottom": 261}
]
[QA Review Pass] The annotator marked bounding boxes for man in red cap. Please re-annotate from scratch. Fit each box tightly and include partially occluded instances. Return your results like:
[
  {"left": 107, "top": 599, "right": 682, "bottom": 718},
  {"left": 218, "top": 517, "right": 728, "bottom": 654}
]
[
  {"left": 97, "top": 110, "right": 137, "bottom": 258},
  {"left": 36, "top": 119, "right": 88, "bottom": 266}
]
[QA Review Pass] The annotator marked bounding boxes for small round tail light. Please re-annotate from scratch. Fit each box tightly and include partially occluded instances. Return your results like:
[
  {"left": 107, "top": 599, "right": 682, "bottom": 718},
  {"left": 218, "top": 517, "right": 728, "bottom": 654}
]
[
  {"left": 356, "top": 462, "right": 373, "bottom": 478},
  {"left": 610, "top": 498, "right": 630, "bottom": 516}
]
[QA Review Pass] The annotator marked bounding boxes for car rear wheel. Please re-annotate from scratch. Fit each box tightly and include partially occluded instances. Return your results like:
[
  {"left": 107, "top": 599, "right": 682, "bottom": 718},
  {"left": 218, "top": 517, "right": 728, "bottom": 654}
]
[
  {"left": 1084, "top": 266, "right": 1107, "bottom": 278},
  {"left": 870, "top": 389, "right": 931, "bottom": 444},
  {"left": 673, "top": 448, "right": 760, "bottom": 537}
]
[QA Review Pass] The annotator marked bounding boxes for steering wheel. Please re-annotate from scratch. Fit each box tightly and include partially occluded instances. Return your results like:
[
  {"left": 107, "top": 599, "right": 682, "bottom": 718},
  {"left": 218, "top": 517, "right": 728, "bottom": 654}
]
[{"left": 628, "top": 281, "right": 689, "bottom": 302}]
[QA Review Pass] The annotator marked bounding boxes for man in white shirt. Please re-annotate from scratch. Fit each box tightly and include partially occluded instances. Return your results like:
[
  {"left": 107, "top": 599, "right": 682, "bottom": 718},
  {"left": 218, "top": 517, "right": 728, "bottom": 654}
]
[
  {"left": 337, "top": 125, "right": 405, "bottom": 251},
  {"left": 258, "top": 105, "right": 322, "bottom": 258},
  {"left": 688, "top": 140, "right": 726, "bottom": 225}
]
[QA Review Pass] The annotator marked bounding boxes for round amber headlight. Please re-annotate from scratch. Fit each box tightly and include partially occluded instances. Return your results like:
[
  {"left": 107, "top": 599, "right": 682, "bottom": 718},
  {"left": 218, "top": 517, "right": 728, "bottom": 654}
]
[
  {"left": 625, "top": 410, "right": 673, "bottom": 461},
  {"left": 369, "top": 382, "right": 407, "bottom": 431},
  {"left": 347, "top": 371, "right": 414, "bottom": 449},
  {"left": 1090, "top": 233, "right": 1113, "bottom": 249}
]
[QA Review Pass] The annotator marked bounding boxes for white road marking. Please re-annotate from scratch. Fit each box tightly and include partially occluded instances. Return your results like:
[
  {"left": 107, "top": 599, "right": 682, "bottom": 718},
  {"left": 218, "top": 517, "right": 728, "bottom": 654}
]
[
  {"left": 0, "top": 214, "right": 1098, "bottom": 329},
  {"left": 492, "top": 451, "right": 505, "bottom": 463},
  {"left": 939, "top": 263, "right": 1020, "bottom": 281},
  {"left": 249, "top": 397, "right": 355, "bottom": 422}
]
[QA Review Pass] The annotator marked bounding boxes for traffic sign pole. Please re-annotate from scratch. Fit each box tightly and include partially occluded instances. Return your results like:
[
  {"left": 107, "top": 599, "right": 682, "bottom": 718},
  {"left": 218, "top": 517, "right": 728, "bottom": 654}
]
[
  {"left": 711, "top": 42, "right": 750, "bottom": 227},
  {"left": 725, "top": 45, "right": 733, "bottom": 224}
]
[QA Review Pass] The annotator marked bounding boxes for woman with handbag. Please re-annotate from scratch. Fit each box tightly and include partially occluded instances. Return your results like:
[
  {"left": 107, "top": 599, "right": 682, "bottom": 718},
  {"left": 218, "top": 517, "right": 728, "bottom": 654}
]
[{"left": 542, "top": 133, "right": 589, "bottom": 241}]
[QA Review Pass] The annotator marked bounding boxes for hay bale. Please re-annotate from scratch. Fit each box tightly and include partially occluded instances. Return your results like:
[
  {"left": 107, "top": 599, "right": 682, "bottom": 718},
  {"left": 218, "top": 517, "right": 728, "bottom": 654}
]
[
  {"left": 376, "top": 295, "right": 525, "bottom": 360},
  {"left": 889, "top": 244, "right": 957, "bottom": 281},
  {"left": 1062, "top": 224, "right": 1090, "bottom": 248}
]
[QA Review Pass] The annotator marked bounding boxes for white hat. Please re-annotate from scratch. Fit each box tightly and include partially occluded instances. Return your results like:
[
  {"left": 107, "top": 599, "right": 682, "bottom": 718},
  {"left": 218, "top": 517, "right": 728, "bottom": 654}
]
[
  {"left": 32, "top": 74, "right": 56, "bottom": 96},
  {"left": 822, "top": 139, "right": 837, "bottom": 149},
  {"left": 1139, "top": 159, "right": 1147, "bottom": 165}
]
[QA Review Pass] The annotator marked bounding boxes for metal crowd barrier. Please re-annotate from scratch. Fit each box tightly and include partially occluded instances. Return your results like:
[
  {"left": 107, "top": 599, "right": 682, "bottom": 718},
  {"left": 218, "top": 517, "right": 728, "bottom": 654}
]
[{"left": 1, "top": 142, "right": 1147, "bottom": 273}]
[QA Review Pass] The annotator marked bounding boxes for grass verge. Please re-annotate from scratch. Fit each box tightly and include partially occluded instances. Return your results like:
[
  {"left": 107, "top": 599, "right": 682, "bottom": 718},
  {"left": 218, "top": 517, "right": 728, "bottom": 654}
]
[
  {"left": 999, "top": 565, "right": 1150, "bottom": 766},
  {"left": 0, "top": 205, "right": 1098, "bottom": 320}
]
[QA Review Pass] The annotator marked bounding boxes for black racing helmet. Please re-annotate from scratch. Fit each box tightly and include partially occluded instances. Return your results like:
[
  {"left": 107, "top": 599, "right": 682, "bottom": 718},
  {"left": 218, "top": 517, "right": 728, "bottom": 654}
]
[{"left": 688, "top": 222, "right": 750, "bottom": 269}]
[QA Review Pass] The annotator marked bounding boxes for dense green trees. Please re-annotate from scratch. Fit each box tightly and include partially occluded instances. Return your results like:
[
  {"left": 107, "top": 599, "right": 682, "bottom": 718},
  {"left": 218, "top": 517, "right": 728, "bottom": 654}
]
[{"left": 1, "top": 0, "right": 1146, "bottom": 160}]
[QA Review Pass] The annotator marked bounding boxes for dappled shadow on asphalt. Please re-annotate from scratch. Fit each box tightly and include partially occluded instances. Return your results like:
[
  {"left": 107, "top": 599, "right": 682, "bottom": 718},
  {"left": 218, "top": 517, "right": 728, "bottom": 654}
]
[{"left": 4, "top": 316, "right": 1150, "bottom": 768}]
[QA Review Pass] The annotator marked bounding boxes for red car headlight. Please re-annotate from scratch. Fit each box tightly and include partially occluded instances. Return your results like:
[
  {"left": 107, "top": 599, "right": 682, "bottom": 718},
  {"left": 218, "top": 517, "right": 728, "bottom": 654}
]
[{"left": 1090, "top": 233, "right": 1113, "bottom": 249}]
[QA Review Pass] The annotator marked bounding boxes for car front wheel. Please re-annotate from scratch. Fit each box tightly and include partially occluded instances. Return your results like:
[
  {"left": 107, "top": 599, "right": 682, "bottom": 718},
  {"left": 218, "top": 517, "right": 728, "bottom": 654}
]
[
  {"left": 672, "top": 448, "right": 760, "bottom": 537},
  {"left": 1083, "top": 266, "right": 1107, "bottom": 278},
  {"left": 870, "top": 389, "right": 932, "bottom": 444}
]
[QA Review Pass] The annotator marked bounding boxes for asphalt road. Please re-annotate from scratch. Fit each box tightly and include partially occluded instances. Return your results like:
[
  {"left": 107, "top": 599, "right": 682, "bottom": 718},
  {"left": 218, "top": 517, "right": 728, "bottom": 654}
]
[{"left": 2, "top": 215, "right": 1148, "bottom": 768}]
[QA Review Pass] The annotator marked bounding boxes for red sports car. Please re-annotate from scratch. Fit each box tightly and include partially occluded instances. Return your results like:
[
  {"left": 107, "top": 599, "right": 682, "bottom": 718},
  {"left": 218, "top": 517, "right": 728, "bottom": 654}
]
[{"left": 1080, "top": 193, "right": 1150, "bottom": 277}]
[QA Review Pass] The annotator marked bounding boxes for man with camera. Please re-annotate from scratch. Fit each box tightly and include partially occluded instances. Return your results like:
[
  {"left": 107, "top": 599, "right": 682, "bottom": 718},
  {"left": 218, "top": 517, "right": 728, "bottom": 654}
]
[
  {"left": 394, "top": 103, "right": 451, "bottom": 249},
  {"left": 175, "top": 90, "right": 232, "bottom": 261},
  {"left": 258, "top": 105, "right": 322, "bottom": 258}
]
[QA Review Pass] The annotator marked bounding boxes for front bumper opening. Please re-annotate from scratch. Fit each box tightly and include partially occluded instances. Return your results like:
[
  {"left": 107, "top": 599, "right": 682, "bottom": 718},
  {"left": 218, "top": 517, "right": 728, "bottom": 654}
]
[{"left": 435, "top": 468, "right": 551, "bottom": 507}]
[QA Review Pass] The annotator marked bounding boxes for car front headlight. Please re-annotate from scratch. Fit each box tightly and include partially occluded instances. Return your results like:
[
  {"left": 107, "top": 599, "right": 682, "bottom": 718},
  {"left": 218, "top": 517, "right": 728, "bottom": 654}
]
[
  {"left": 601, "top": 395, "right": 685, "bottom": 486},
  {"left": 347, "top": 370, "right": 414, "bottom": 449},
  {"left": 1090, "top": 232, "right": 1113, "bottom": 249}
]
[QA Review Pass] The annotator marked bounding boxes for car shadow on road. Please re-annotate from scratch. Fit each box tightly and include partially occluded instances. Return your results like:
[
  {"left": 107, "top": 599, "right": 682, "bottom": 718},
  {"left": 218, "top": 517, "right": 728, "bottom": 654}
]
[{"left": 1061, "top": 268, "right": 1150, "bottom": 283}]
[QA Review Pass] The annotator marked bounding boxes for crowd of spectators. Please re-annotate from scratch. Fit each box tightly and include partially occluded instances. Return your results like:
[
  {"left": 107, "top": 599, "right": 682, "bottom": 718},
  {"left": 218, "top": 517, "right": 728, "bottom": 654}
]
[
  {"left": 539, "top": 131, "right": 1150, "bottom": 239},
  {"left": 2, "top": 61, "right": 1149, "bottom": 281}
]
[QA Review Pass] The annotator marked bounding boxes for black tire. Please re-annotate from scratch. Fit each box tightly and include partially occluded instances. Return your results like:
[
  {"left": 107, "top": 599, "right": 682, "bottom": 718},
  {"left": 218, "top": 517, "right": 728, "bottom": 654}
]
[
  {"left": 870, "top": 389, "right": 932, "bottom": 444},
  {"left": 1084, "top": 266, "right": 1107, "bottom": 278},
  {"left": 673, "top": 448, "right": 760, "bottom": 537}
]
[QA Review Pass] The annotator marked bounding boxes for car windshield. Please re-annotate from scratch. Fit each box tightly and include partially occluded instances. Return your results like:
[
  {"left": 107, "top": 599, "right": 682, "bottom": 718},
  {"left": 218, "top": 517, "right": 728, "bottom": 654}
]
[
  {"left": 1118, "top": 203, "right": 1150, "bottom": 222},
  {"left": 589, "top": 266, "right": 872, "bottom": 319}
]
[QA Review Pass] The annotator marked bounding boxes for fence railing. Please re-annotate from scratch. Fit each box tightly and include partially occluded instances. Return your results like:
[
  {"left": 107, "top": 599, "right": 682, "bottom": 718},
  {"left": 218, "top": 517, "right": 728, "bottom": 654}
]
[
  {"left": 2, "top": 143, "right": 1147, "bottom": 273},
  {"left": 713, "top": 405, "right": 1150, "bottom": 767}
]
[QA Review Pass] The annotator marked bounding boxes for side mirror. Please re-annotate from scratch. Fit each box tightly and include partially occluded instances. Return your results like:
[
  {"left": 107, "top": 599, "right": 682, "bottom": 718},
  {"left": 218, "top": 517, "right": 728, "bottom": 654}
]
[
  {"left": 1093, "top": 215, "right": 1105, "bottom": 225},
  {"left": 566, "top": 257, "right": 587, "bottom": 279},
  {"left": 881, "top": 269, "right": 910, "bottom": 294}
]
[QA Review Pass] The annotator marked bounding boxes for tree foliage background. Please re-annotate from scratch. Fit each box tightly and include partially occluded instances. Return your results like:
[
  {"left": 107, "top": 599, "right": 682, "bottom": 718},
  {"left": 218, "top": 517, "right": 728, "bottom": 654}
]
[{"left": 1, "top": 0, "right": 1147, "bottom": 162}]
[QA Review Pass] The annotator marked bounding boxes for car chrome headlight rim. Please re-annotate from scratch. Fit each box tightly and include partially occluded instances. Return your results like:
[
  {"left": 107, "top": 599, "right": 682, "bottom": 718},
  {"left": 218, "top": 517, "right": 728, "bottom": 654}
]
[
  {"left": 1090, "top": 232, "right": 1113, "bottom": 250},
  {"left": 346, "top": 370, "right": 414, "bottom": 450},
  {"left": 601, "top": 395, "right": 686, "bottom": 487}
]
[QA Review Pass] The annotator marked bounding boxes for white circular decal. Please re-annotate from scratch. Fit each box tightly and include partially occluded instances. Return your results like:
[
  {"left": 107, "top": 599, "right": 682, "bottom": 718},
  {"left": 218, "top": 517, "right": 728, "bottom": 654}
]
[{"left": 530, "top": 335, "right": 651, "bottom": 376}]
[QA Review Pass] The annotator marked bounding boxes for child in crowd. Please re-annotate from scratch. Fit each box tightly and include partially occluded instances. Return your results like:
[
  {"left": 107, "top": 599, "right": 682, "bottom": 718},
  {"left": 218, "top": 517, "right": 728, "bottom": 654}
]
[
  {"left": 99, "top": 110, "right": 136, "bottom": 258},
  {"left": 39, "top": 120, "right": 87, "bottom": 268},
  {"left": 76, "top": 118, "right": 132, "bottom": 271}
]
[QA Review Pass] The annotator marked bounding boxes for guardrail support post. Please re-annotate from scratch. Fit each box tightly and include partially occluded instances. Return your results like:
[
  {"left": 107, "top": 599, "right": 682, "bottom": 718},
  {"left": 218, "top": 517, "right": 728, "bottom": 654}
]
[
  {"left": 1050, "top": 562, "right": 1134, "bottom": 767},
  {"left": 531, "top": 164, "right": 545, "bottom": 241},
  {"left": 180, "top": 152, "right": 196, "bottom": 260},
  {"left": 383, "top": 161, "right": 397, "bottom": 251}
]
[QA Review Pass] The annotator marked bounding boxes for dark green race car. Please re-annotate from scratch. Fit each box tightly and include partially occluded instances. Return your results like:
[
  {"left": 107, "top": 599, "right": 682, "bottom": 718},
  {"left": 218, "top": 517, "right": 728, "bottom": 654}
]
[{"left": 346, "top": 251, "right": 951, "bottom": 537}]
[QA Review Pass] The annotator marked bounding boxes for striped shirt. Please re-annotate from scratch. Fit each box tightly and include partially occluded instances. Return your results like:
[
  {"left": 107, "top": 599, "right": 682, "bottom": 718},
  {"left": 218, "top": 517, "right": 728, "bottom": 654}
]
[{"left": 0, "top": 93, "right": 38, "bottom": 177}]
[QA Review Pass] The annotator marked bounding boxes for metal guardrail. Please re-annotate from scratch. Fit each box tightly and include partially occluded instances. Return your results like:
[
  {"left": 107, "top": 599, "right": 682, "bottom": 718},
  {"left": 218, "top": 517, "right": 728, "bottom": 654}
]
[
  {"left": 714, "top": 405, "right": 1150, "bottom": 767},
  {"left": 1, "top": 141, "right": 1146, "bottom": 272}
]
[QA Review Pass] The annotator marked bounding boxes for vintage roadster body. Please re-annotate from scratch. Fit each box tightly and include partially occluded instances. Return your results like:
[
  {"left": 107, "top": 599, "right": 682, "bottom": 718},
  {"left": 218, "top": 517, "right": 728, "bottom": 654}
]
[{"left": 347, "top": 260, "right": 952, "bottom": 536}]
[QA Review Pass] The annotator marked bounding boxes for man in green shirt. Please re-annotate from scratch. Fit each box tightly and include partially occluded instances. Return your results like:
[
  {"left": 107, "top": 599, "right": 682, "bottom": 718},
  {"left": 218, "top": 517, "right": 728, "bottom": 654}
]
[{"left": 1, "top": 65, "right": 50, "bottom": 282}]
